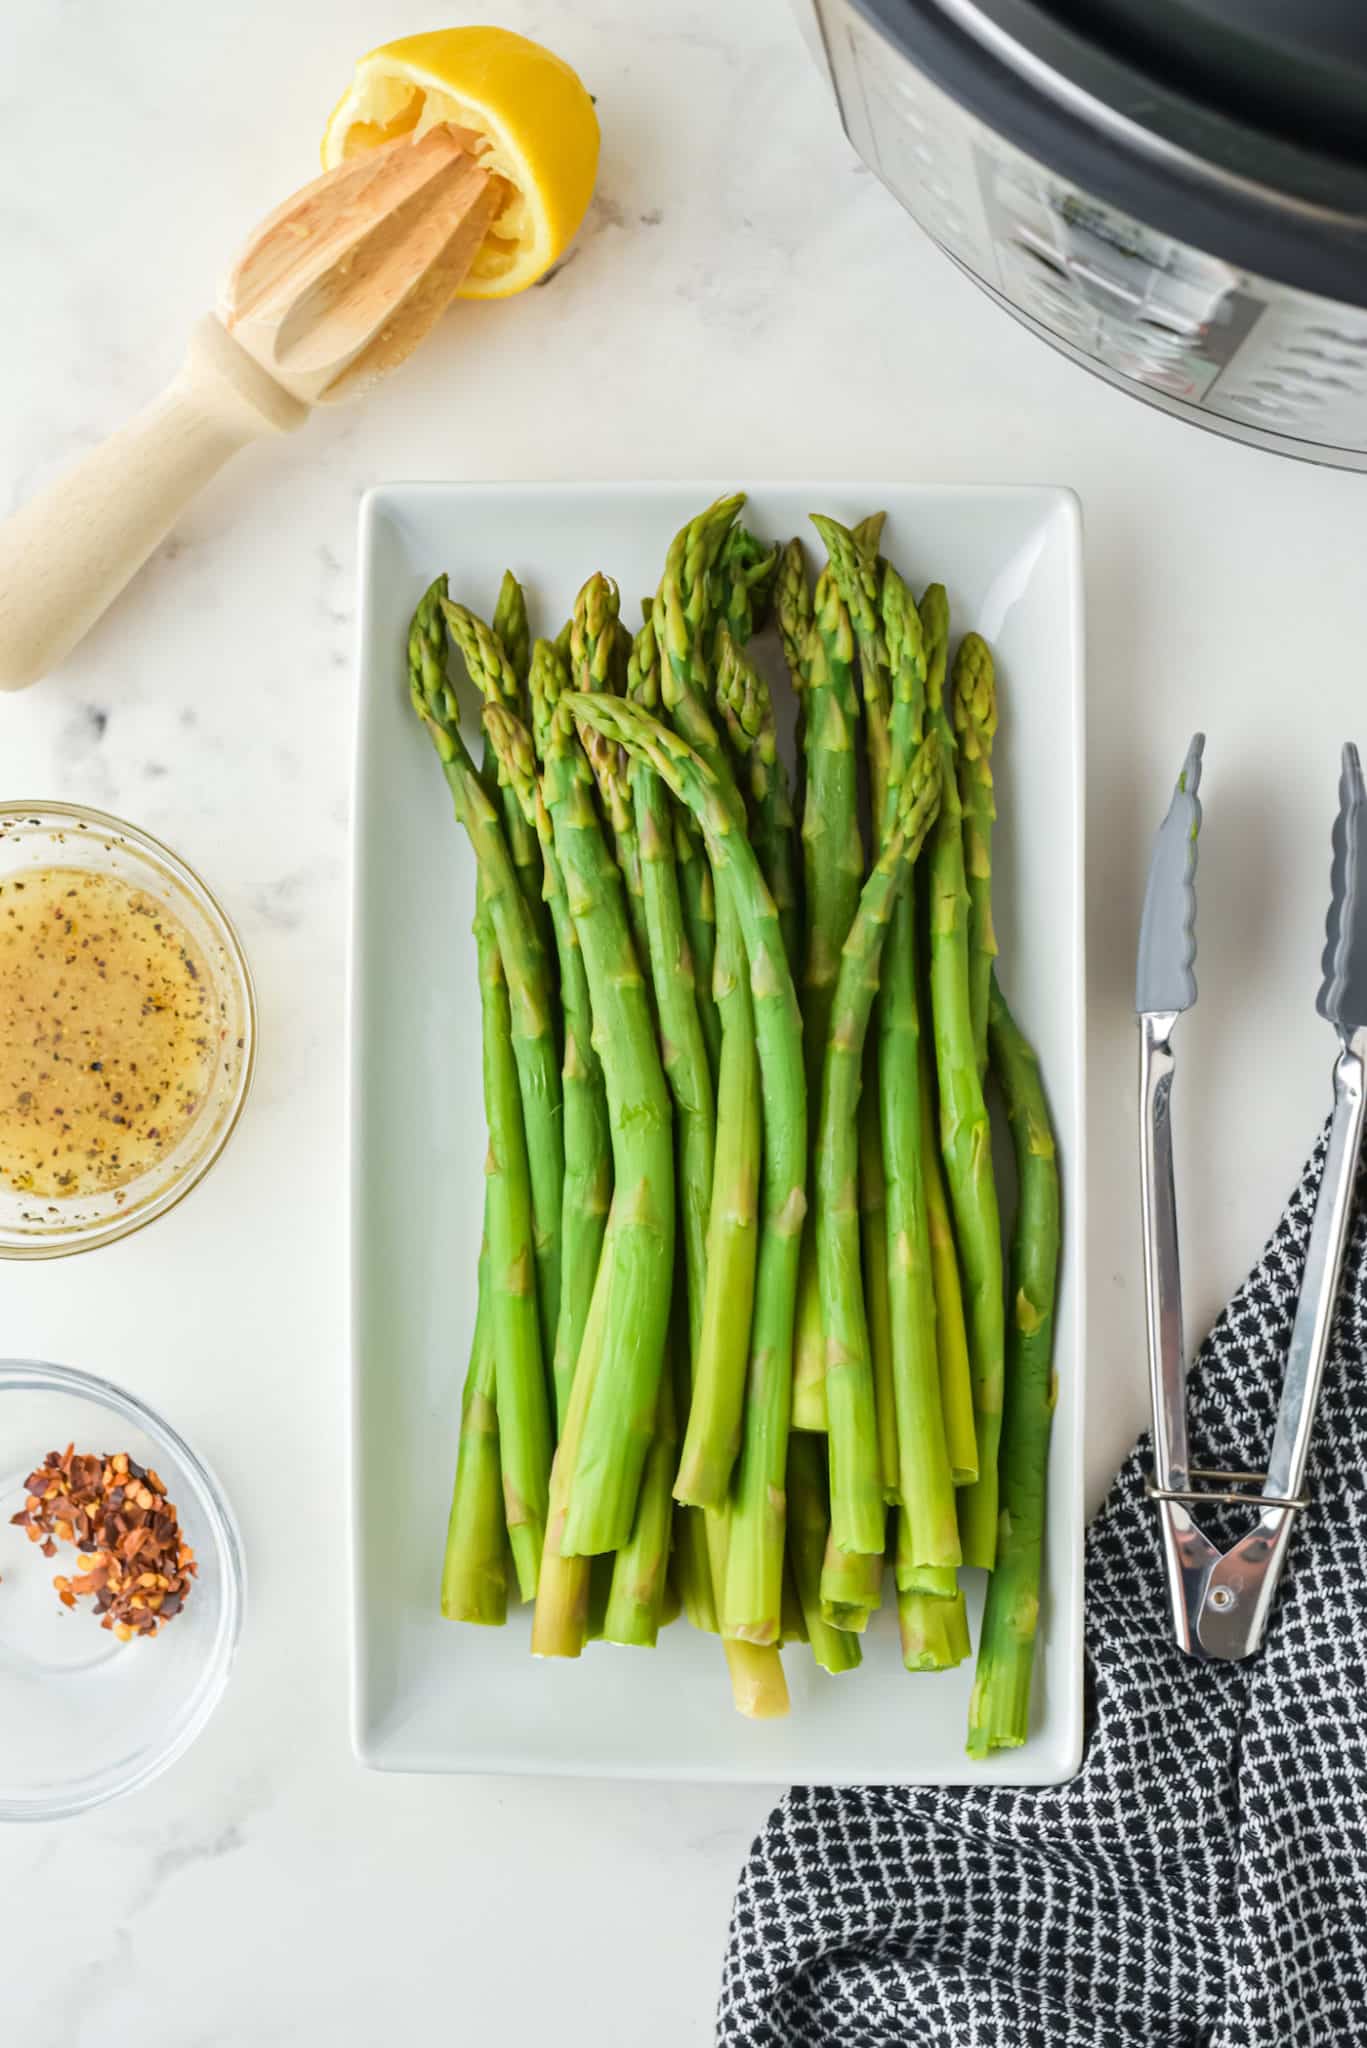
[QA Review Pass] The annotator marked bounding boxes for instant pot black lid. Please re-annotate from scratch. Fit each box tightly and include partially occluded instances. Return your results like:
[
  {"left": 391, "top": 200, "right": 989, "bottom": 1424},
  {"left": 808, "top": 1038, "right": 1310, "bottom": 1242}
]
[
  {"left": 1063, "top": 0, "right": 1367, "bottom": 160},
  {"left": 854, "top": 0, "right": 1367, "bottom": 305}
]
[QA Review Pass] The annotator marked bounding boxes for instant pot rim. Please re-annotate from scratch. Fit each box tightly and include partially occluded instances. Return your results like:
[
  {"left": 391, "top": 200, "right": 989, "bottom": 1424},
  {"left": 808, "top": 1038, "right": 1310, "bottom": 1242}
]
[{"left": 848, "top": 0, "right": 1367, "bottom": 309}]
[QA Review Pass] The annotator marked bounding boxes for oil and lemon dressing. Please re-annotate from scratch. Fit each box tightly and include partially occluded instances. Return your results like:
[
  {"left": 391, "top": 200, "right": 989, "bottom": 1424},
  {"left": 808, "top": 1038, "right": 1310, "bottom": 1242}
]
[{"left": 0, "top": 866, "right": 216, "bottom": 1199}]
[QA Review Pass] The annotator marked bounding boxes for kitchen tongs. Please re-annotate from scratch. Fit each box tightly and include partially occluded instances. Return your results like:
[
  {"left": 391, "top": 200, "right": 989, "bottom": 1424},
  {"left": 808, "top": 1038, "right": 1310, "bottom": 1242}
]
[{"left": 1137, "top": 736, "right": 1367, "bottom": 1661}]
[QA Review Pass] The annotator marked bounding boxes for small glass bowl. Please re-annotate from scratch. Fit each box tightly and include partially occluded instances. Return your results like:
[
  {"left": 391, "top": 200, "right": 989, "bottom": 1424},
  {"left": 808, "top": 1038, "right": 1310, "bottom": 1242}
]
[
  {"left": 0, "top": 802, "right": 256, "bottom": 1257},
  {"left": 0, "top": 1359, "right": 245, "bottom": 1821}
]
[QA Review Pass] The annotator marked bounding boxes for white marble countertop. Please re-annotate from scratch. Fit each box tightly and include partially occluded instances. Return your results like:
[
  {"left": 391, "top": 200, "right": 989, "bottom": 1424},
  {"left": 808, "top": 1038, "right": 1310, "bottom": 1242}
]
[{"left": 2, "top": 0, "right": 1364, "bottom": 2040}]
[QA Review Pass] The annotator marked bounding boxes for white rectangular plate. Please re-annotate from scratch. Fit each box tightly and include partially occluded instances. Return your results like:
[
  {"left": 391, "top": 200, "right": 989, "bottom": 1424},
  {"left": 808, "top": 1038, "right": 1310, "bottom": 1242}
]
[{"left": 351, "top": 482, "right": 1085, "bottom": 1783}]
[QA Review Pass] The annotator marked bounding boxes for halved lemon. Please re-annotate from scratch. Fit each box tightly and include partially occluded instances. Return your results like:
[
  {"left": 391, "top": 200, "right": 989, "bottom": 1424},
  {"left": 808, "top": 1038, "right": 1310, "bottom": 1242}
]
[{"left": 322, "top": 28, "right": 600, "bottom": 299}]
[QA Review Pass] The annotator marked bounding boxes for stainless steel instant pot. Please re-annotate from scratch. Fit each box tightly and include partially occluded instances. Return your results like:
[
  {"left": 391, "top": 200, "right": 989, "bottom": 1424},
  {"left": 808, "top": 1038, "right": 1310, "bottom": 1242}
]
[{"left": 792, "top": 0, "right": 1367, "bottom": 466}]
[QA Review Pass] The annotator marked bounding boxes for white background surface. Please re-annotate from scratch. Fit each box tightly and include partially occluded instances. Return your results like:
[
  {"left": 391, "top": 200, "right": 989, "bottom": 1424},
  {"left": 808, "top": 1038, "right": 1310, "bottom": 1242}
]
[{"left": 0, "top": 1, "right": 1362, "bottom": 2041}]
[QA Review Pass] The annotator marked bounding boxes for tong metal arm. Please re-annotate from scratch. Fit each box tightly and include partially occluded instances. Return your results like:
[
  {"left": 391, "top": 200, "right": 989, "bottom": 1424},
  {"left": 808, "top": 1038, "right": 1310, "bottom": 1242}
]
[{"left": 1139, "top": 1010, "right": 1367, "bottom": 1661}]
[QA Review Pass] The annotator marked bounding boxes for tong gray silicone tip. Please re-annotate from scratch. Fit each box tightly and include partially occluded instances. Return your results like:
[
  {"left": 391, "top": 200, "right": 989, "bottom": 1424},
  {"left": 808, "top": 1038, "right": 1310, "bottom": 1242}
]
[
  {"left": 1318, "top": 742, "right": 1367, "bottom": 1030},
  {"left": 1135, "top": 731, "right": 1202, "bottom": 1015},
  {"left": 1137, "top": 737, "right": 1367, "bottom": 1661}
]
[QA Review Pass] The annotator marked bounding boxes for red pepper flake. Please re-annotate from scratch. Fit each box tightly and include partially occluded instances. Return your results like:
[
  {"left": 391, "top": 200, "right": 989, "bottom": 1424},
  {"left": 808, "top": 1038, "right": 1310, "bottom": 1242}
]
[{"left": 8, "top": 1442, "right": 196, "bottom": 1638}]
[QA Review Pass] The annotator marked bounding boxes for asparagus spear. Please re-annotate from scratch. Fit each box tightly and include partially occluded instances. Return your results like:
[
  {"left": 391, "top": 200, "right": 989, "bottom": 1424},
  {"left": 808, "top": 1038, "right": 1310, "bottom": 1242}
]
[
  {"left": 602, "top": 1363, "right": 678, "bottom": 1647},
  {"left": 674, "top": 930, "right": 759, "bottom": 1513},
  {"left": 880, "top": 567, "right": 961, "bottom": 1565},
  {"left": 632, "top": 569, "right": 722, "bottom": 1077},
  {"left": 498, "top": 659, "right": 627, "bottom": 1648},
  {"left": 492, "top": 569, "right": 531, "bottom": 692},
  {"left": 922, "top": 586, "right": 1005, "bottom": 1569},
  {"left": 954, "top": 632, "right": 999, "bottom": 1075},
  {"left": 696, "top": 630, "right": 791, "bottom": 1540},
  {"left": 709, "top": 523, "right": 778, "bottom": 658},
  {"left": 655, "top": 501, "right": 762, "bottom": 1515},
  {"left": 611, "top": 616, "right": 634, "bottom": 695},
  {"left": 409, "top": 583, "right": 558, "bottom": 1593},
  {"left": 716, "top": 1056, "right": 785, "bottom": 1639},
  {"left": 920, "top": 1031, "right": 979, "bottom": 1484},
  {"left": 803, "top": 551, "right": 866, "bottom": 891},
  {"left": 857, "top": 1105, "right": 899, "bottom": 1498},
  {"left": 915, "top": 586, "right": 977, "bottom": 1485},
  {"left": 694, "top": 886, "right": 762, "bottom": 1541},
  {"left": 623, "top": 578, "right": 777, "bottom": 1632},
  {"left": 533, "top": 1252, "right": 608, "bottom": 1657},
  {"left": 792, "top": 567, "right": 865, "bottom": 1432},
  {"left": 434, "top": 596, "right": 562, "bottom": 1365},
  {"left": 439, "top": 697, "right": 512, "bottom": 1625},
  {"left": 708, "top": 1510, "right": 790, "bottom": 1717},
  {"left": 786, "top": 1432, "right": 861, "bottom": 1673},
  {"left": 811, "top": 516, "right": 899, "bottom": 1500},
  {"left": 439, "top": 1245, "right": 507, "bottom": 1625},
  {"left": 458, "top": 611, "right": 565, "bottom": 1446},
  {"left": 676, "top": 816, "right": 722, "bottom": 1083},
  {"left": 818, "top": 731, "right": 941, "bottom": 1559},
  {"left": 568, "top": 567, "right": 620, "bottom": 693},
  {"left": 894, "top": 1510, "right": 958, "bottom": 1595},
  {"left": 714, "top": 624, "right": 801, "bottom": 968},
  {"left": 819, "top": 1531, "right": 883, "bottom": 1631},
  {"left": 773, "top": 538, "right": 814, "bottom": 775},
  {"left": 651, "top": 497, "right": 749, "bottom": 808},
  {"left": 474, "top": 900, "right": 550, "bottom": 1597},
  {"left": 657, "top": 561, "right": 719, "bottom": 1072},
  {"left": 851, "top": 510, "right": 887, "bottom": 560},
  {"left": 665, "top": 1323, "right": 718, "bottom": 1636},
  {"left": 584, "top": 722, "right": 649, "bottom": 974},
  {"left": 899, "top": 1582, "right": 971, "bottom": 1671},
  {"left": 901, "top": 1567, "right": 960, "bottom": 1598},
  {"left": 660, "top": 493, "right": 746, "bottom": 642},
  {"left": 967, "top": 977, "right": 1060, "bottom": 1756},
  {"left": 691, "top": 1332, "right": 790, "bottom": 1709},
  {"left": 573, "top": 574, "right": 652, "bottom": 977},
  {"left": 537, "top": 692, "right": 675, "bottom": 1558},
  {"left": 810, "top": 513, "right": 889, "bottom": 826},
  {"left": 490, "top": 670, "right": 611, "bottom": 1433},
  {"left": 626, "top": 613, "right": 717, "bottom": 1285},
  {"left": 571, "top": 692, "right": 807, "bottom": 1652},
  {"left": 774, "top": 537, "right": 813, "bottom": 682},
  {"left": 442, "top": 599, "right": 552, "bottom": 959},
  {"left": 625, "top": 613, "right": 717, "bottom": 1634}
]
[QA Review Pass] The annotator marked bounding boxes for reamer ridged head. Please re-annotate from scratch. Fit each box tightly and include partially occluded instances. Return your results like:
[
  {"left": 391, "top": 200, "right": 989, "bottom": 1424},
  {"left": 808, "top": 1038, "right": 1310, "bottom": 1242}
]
[
  {"left": 1317, "top": 742, "right": 1367, "bottom": 1037},
  {"left": 1135, "top": 733, "right": 1204, "bottom": 1016}
]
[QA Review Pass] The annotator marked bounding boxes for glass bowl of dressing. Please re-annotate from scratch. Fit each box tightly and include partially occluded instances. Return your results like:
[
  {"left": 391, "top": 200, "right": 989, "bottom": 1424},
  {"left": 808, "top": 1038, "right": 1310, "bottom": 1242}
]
[
  {"left": 0, "top": 803, "right": 256, "bottom": 1257},
  {"left": 0, "top": 1358, "right": 244, "bottom": 1820}
]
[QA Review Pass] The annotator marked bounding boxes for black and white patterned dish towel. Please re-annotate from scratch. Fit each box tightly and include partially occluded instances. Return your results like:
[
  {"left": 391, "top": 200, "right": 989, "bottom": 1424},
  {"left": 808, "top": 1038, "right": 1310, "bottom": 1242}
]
[{"left": 719, "top": 1133, "right": 1367, "bottom": 2046}]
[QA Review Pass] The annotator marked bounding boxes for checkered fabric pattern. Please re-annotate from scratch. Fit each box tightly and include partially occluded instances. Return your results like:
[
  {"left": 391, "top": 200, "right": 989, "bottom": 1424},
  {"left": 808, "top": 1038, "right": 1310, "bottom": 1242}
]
[{"left": 719, "top": 1133, "right": 1367, "bottom": 2045}]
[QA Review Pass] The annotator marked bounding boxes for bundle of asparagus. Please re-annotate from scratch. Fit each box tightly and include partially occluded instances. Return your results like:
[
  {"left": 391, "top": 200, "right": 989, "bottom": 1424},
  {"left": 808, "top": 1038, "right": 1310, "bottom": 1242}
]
[{"left": 409, "top": 494, "right": 1061, "bottom": 1755}]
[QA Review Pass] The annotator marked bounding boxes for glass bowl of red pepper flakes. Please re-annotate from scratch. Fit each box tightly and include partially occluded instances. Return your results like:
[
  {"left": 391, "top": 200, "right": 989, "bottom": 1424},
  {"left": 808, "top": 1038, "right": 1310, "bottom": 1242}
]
[{"left": 0, "top": 1358, "right": 244, "bottom": 1820}]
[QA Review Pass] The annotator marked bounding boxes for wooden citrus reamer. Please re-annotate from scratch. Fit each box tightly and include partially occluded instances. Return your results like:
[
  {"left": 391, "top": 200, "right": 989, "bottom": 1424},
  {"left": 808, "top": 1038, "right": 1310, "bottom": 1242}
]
[{"left": 0, "top": 125, "right": 496, "bottom": 690}]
